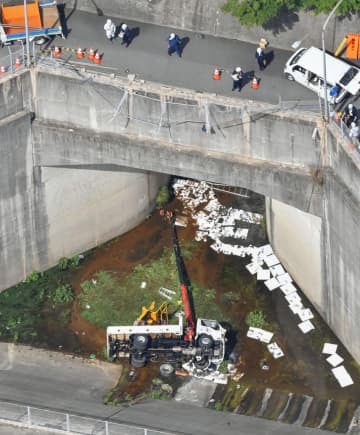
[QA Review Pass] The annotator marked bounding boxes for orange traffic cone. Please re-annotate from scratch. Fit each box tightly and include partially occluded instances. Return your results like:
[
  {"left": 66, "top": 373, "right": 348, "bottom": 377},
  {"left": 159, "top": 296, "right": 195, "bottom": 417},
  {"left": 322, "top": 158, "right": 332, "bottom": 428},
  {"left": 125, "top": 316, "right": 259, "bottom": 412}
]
[
  {"left": 212, "top": 66, "right": 222, "bottom": 80},
  {"left": 53, "top": 45, "right": 61, "bottom": 57},
  {"left": 15, "top": 57, "right": 21, "bottom": 68},
  {"left": 87, "top": 48, "right": 95, "bottom": 61},
  {"left": 251, "top": 75, "right": 259, "bottom": 89},
  {"left": 93, "top": 51, "right": 102, "bottom": 64},
  {"left": 76, "top": 48, "right": 85, "bottom": 59},
  {"left": 0, "top": 65, "right": 6, "bottom": 74}
]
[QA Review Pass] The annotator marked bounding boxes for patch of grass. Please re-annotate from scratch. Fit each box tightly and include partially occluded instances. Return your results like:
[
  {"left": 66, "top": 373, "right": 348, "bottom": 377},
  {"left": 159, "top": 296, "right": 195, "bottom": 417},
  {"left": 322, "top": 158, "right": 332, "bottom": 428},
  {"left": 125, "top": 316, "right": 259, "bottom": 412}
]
[
  {"left": 245, "top": 310, "right": 266, "bottom": 328},
  {"left": 324, "top": 400, "right": 348, "bottom": 431},
  {"left": 48, "top": 284, "right": 74, "bottom": 306},
  {"left": 221, "top": 264, "right": 257, "bottom": 302},
  {"left": 79, "top": 242, "right": 226, "bottom": 328},
  {"left": 156, "top": 186, "right": 171, "bottom": 209},
  {"left": 222, "top": 380, "right": 249, "bottom": 410}
]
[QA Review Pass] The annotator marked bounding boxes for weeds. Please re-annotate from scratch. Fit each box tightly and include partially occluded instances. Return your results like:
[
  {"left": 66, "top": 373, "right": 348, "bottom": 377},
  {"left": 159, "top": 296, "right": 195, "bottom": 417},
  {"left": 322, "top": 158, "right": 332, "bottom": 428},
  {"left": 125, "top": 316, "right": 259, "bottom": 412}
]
[{"left": 245, "top": 310, "right": 266, "bottom": 328}]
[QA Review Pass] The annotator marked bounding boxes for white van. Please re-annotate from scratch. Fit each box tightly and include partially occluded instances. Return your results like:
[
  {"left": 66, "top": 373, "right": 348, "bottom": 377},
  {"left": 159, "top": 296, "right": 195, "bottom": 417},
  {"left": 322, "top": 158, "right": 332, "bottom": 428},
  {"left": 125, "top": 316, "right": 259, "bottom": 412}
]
[{"left": 284, "top": 46, "right": 360, "bottom": 103}]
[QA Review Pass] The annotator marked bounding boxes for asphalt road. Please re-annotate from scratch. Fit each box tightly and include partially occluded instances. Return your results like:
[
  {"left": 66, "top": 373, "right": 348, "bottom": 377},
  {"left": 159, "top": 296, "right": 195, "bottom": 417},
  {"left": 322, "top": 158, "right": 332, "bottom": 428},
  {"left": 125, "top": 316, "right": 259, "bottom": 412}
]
[
  {"left": 55, "top": 8, "right": 317, "bottom": 106},
  {"left": 0, "top": 343, "right": 336, "bottom": 435}
]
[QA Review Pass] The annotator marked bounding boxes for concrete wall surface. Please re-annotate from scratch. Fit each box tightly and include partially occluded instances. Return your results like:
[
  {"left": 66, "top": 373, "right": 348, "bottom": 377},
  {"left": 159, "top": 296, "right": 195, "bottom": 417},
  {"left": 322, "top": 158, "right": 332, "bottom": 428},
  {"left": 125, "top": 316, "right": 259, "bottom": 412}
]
[
  {"left": 0, "top": 71, "right": 167, "bottom": 290},
  {"left": 67, "top": 0, "right": 360, "bottom": 51},
  {"left": 33, "top": 67, "right": 323, "bottom": 216}
]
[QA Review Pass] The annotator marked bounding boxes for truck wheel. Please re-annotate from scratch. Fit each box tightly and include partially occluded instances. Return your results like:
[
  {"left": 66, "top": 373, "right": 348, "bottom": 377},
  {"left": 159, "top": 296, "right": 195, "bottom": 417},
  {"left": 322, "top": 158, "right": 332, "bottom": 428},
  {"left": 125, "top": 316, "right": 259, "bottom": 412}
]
[
  {"left": 160, "top": 363, "right": 175, "bottom": 377},
  {"left": 133, "top": 334, "right": 149, "bottom": 351},
  {"left": 285, "top": 73, "right": 294, "bottom": 81},
  {"left": 197, "top": 334, "right": 214, "bottom": 350},
  {"left": 34, "top": 36, "right": 49, "bottom": 46},
  {"left": 194, "top": 357, "right": 210, "bottom": 370},
  {"left": 131, "top": 353, "right": 146, "bottom": 368}
]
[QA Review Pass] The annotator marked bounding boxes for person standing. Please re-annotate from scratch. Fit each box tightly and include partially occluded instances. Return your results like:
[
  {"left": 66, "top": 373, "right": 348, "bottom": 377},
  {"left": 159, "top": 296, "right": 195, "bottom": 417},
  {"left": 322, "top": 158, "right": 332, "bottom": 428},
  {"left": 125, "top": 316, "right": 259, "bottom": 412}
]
[
  {"left": 104, "top": 19, "right": 116, "bottom": 43},
  {"left": 231, "top": 67, "right": 243, "bottom": 92},
  {"left": 342, "top": 103, "right": 358, "bottom": 127},
  {"left": 256, "top": 46, "right": 266, "bottom": 70},
  {"left": 167, "top": 33, "right": 181, "bottom": 57},
  {"left": 349, "top": 122, "right": 360, "bottom": 140},
  {"left": 119, "top": 23, "right": 131, "bottom": 47}
]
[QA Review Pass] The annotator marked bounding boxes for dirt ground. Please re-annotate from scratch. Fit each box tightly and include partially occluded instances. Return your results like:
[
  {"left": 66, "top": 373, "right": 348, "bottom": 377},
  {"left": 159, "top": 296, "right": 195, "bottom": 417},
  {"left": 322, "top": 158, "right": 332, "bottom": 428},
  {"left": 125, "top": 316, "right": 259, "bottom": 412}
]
[{"left": 64, "top": 189, "right": 359, "bottom": 431}]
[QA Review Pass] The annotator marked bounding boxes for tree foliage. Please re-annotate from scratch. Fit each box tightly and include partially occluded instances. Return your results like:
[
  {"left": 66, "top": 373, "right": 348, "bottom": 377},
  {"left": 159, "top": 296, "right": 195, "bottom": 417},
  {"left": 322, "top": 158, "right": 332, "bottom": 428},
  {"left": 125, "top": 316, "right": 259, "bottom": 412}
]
[{"left": 222, "top": 0, "right": 360, "bottom": 27}]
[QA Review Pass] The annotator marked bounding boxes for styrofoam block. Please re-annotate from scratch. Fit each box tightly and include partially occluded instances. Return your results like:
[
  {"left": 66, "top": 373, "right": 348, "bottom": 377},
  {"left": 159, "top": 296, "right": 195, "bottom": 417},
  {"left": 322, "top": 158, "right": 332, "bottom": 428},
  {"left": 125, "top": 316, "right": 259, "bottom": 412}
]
[
  {"left": 264, "top": 277, "right": 280, "bottom": 291},
  {"left": 298, "top": 308, "right": 314, "bottom": 322},
  {"left": 267, "top": 342, "right": 284, "bottom": 359},
  {"left": 332, "top": 366, "right": 354, "bottom": 387},
  {"left": 326, "top": 353, "right": 344, "bottom": 367},
  {"left": 260, "top": 244, "right": 273, "bottom": 256},
  {"left": 289, "top": 301, "right": 304, "bottom": 314},
  {"left": 257, "top": 268, "right": 271, "bottom": 281},
  {"left": 270, "top": 264, "right": 285, "bottom": 277},
  {"left": 298, "top": 320, "right": 315, "bottom": 333},
  {"left": 264, "top": 254, "right": 280, "bottom": 267},
  {"left": 280, "top": 283, "right": 297, "bottom": 295},
  {"left": 285, "top": 292, "right": 301, "bottom": 304},
  {"left": 277, "top": 273, "right": 293, "bottom": 285},
  {"left": 322, "top": 343, "right": 338, "bottom": 355}
]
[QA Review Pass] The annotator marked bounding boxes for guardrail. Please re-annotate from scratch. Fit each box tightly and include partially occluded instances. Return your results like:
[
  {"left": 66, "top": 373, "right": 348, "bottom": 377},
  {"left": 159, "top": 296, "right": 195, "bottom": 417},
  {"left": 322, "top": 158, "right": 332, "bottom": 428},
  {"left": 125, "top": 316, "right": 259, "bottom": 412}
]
[{"left": 0, "top": 400, "right": 176, "bottom": 435}]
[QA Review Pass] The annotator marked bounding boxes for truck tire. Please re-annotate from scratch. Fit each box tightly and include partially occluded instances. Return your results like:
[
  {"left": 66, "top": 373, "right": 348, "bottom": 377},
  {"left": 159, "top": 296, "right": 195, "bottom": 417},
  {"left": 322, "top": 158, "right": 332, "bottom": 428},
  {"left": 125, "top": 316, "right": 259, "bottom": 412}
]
[
  {"left": 133, "top": 334, "right": 149, "bottom": 351},
  {"left": 131, "top": 353, "right": 146, "bottom": 368},
  {"left": 194, "top": 356, "right": 210, "bottom": 370},
  {"left": 197, "top": 334, "right": 214, "bottom": 350},
  {"left": 160, "top": 363, "right": 175, "bottom": 377},
  {"left": 285, "top": 73, "right": 294, "bottom": 81}
]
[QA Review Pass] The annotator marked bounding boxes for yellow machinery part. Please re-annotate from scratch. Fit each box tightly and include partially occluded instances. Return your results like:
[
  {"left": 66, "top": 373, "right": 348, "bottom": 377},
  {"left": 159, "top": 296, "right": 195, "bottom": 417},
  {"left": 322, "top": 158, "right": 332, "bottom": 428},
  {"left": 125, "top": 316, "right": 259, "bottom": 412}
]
[{"left": 334, "top": 36, "right": 347, "bottom": 57}]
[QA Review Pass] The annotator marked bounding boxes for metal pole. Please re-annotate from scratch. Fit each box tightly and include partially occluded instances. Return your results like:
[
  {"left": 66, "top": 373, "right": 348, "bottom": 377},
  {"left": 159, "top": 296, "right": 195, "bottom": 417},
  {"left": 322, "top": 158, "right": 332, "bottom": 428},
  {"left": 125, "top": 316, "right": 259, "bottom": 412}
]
[
  {"left": 321, "top": 0, "right": 345, "bottom": 122},
  {"left": 23, "top": 0, "right": 30, "bottom": 67}
]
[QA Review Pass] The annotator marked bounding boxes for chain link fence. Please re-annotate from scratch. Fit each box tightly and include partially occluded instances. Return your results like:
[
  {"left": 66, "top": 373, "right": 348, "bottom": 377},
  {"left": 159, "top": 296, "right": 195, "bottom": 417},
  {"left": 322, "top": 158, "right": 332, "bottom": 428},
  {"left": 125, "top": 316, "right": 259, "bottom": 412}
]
[{"left": 0, "top": 400, "right": 176, "bottom": 435}]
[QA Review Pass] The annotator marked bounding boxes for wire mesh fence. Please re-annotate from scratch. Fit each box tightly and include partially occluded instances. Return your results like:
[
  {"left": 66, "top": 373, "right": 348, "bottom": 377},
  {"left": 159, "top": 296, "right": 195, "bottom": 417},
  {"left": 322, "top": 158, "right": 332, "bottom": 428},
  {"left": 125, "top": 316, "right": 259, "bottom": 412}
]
[{"left": 0, "top": 400, "right": 176, "bottom": 435}]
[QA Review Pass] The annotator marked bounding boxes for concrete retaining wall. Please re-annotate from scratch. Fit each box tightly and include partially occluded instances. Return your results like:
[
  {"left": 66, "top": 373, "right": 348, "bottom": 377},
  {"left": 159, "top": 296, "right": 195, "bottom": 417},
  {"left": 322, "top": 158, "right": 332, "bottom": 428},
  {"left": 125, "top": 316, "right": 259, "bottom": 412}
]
[
  {"left": 0, "top": 72, "right": 167, "bottom": 290},
  {"left": 67, "top": 0, "right": 360, "bottom": 51}
]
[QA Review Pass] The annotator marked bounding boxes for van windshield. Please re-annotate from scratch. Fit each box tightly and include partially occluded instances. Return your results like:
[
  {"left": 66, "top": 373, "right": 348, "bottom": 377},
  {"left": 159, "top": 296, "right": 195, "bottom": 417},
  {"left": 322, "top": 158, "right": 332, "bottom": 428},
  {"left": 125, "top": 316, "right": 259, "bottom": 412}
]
[{"left": 290, "top": 48, "right": 306, "bottom": 66}]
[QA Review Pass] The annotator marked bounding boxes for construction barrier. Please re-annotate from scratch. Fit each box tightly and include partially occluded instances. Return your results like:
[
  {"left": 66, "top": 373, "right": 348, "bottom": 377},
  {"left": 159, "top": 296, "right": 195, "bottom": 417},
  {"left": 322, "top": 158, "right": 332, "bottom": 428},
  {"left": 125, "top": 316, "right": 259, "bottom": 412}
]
[
  {"left": 346, "top": 33, "right": 360, "bottom": 60},
  {"left": 76, "top": 48, "right": 85, "bottom": 59},
  {"left": 15, "top": 57, "right": 21, "bottom": 68},
  {"left": 53, "top": 45, "right": 61, "bottom": 57},
  {"left": 93, "top": 51, "right": 102, "bottom": 64},
  {"left": 251, "top": 75, "right": 259, "bottom": 89},
  {"left": 0, "top": 65, "right": 6, "bottom": 74},
  {"left": 212, "top": 66, "right": 222, "bottom": 80},
  {"left": 87, "top": 48, "right": 95, "bottom": 61}
]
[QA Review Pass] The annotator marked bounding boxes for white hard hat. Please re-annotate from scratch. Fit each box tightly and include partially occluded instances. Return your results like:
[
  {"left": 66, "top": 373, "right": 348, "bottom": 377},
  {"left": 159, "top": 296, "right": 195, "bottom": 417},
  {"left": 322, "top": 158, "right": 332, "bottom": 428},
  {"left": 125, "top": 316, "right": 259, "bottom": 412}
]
[
  {"left": 351, "top": 122, "right": 356, "bottom": 128},
  {"left": 235, "top": 67, "right": 241, "bottom": 72},
  {"left": 106, "top": 19, "right": 111, "bottom": 24},
  {"left": 348, "top": 103, "right": 353, "bottom": 109},
  {"left": 169, "top": 33, "right": 175, "bottom": 40},
  {"left": 121, "top": 23, "right": 127, "bottom": 30}
]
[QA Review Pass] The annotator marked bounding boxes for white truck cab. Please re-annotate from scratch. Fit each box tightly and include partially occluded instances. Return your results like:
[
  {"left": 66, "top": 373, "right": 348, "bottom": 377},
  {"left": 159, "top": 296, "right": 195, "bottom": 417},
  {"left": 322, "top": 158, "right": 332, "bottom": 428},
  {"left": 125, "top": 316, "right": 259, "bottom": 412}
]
[{"left": 284, "top": 46, "right": 360, "bottom": 103}]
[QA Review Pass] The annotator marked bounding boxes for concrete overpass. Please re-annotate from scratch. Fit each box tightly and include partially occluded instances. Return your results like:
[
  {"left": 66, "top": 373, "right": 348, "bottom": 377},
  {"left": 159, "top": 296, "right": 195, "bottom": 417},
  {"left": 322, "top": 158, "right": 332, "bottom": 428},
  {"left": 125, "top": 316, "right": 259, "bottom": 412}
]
[{"left": 0, "top": 64, "right": 359, "bottom": 364}]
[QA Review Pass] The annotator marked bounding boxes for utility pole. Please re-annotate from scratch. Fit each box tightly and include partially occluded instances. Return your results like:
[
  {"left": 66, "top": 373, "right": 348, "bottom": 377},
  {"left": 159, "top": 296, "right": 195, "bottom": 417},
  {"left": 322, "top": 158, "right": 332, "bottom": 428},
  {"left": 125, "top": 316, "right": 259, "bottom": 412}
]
[
  {"left": 23, "top": 0, "right": 30, "bottom": 67},
  {"left": 321, "top": 0, "right": 345, "bottom": 122}
]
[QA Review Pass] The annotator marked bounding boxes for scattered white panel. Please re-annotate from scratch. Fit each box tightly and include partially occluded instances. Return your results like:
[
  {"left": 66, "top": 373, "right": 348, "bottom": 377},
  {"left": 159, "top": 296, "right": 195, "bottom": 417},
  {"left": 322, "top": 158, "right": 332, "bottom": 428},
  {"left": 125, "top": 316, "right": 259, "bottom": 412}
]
[
  {"left": 289, "top": 301, "right": 304, "bottom": 314},
  {"left": 264, "top": 254, "right": 280, "bottom": 267},
  {"left": 285, "top": 292, "right": 301, "bottom": 304},
  {"left": 267, "top": 342, "right": 284, "bottom": 359},
  {"left": 246, "top": 327, "right": 273, "bottom": 343},
  {"left": 246, "top": 262, "right": 259, "bottom": 275},
  {"left": 264, "top": 277, "right": 280, "bottom": 291},
  {"left": 326, "top": 353, "right": 344, "bottom": 367},
  {"left": 298, "top": 320, "right": 315, "bottom": 334},
  {"left": 298, "top": 308, "right": 314, "bottom": 322},
  {"left": 260, "top": 244, "right": 273, "bottom": 256},
  {"left": 234, "top": 228, "right": 249, "bottom": 239},
  {"left": 332, "top": 366, "right": 354, "bottom": 388},
  {"left": 280, "top": 283, "right": 297, "bottom": 295},
  {"left": 277, "top": 273, "right": 293, "bottom": 285},
  {"left": 257, "top": 268, "right": 271, "bottom": 281},
  {"left": 270, "top": 264, "right": 285, "bottom": 277},
  {"left": 322, "top": 343, "right": 338, "bottom": 355}
]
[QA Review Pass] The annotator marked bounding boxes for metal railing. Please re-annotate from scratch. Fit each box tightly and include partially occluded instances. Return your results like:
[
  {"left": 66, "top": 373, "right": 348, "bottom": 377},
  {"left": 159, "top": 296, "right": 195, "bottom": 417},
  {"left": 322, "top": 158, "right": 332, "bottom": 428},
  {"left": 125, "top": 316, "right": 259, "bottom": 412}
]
[{"left": 0, "top": 400, "right": 176, "bottom": 435}]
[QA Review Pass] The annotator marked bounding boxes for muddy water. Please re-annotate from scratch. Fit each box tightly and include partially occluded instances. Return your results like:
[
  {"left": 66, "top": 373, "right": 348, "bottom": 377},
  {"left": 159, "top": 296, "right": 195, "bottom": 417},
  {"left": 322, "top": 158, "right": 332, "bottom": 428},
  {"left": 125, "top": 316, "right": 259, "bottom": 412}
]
[{"left": 34, "top": 184, "right": 360, "bottom": 431}]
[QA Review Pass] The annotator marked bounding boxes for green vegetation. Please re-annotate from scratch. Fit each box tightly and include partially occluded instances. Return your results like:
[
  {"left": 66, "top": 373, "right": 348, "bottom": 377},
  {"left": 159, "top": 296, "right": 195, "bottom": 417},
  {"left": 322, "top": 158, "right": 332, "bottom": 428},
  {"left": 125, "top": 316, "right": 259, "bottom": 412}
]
[
  {"left": 155, "top": 185, "right": 171, "bottom": 209},
  {"left": 0, "top": 267, "right": 74, "bottom": 343},
  {"left": 222, "top": 0, "right": 360, "bottom": 27},
  {"left": 79, "top": 242, "right": 225, "bottom": 328},
  {"left": 58, "top": 255, "right": 82, "bottom": 271},
  {"left": 245, "top": 310, "right": 266, "bottom": 328},
  {"left": 222, "top": 381, "right": 250, "bottom": 410}
]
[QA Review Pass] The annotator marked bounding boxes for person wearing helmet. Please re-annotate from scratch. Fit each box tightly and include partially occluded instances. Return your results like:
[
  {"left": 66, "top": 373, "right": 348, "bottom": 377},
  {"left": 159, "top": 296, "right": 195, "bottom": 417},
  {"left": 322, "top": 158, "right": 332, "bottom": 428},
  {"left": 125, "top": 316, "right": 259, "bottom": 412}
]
[
  {"left": 104, "top": 19, "right": 116, "bottom": 42},
  {"left": 231, "top": 67, "right": 243, "bottom": 92},
  {"left": 342, "top": 103, "right": 358, "bottom": 127},
  {"left": 167, "top": 32, "right": 181, "bottom": 57},
  {"left": 119, "top": 23, "right": 131, "bottom": 47},
  {"left": 349, "top": 122, "right": 360, "bottom": 140}
]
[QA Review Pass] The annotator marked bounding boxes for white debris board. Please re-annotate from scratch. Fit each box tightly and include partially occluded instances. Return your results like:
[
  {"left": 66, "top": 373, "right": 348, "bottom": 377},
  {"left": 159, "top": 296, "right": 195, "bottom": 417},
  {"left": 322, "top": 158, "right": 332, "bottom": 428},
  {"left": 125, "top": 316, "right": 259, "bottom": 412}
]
[
  {"left": 332, "top": 366, "right": 354, "bottom": 388},
  {"left": 298, "top": 308, "right": 314, "bottom": 322},
  {"left": 280, "top": 283, "right": 297, "bottom": 296},
  {"left": 298, "top": 320, "right": 315, "bottom": 334},
  {"left": 246, "top": 263, "right": 258, "bottom": 275},
  {"left": 264, "top": 277, "right": 280, "bottom": 291},
  {"left": 322, "top": 343, "right": 338, "bottom": 355},
  {"left": 267, "top": 342, "right": 284, "bottom": 359},
  {"left": 257, "top": 268, "right": 271, "bottom": 281},
  {"left": 326, "top": 353, "right": 344, "bottom": 367},
  {"left": 246, "top": 327, "right": 273, "bottom": 344},
  {"left": 264, "top": 254, "right": 280, "bottom": 267}
]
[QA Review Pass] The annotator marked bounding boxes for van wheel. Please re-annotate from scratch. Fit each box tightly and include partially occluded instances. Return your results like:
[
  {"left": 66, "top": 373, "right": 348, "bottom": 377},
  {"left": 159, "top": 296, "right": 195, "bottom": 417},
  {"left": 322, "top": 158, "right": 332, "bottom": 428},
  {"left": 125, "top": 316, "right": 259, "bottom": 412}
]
[
  {"left": 160, "top": 363, "right": 175, "bottom": 377},
  {"left": 131, "top": 353, "right": 146, "bottom": 368},
  {"left": 197, "top": 334, "right": 214, "bottom": 350},
  {"left": 285, "top": 73, "right": 294, "bottom": 81},
  {"left": 133, "top": 334, "right": 149, "bottom": 351}
]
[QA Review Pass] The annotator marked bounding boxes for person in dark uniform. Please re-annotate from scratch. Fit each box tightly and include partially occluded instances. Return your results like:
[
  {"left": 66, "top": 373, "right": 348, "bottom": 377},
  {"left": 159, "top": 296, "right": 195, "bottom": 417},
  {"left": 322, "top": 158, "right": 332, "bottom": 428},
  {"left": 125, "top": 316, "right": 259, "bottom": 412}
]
[
  {"left": 167, "top": 33, "right": 181, "bottom": 57},
  {"left": 231, "top": 67, "right": 243, "bottom": 92}
]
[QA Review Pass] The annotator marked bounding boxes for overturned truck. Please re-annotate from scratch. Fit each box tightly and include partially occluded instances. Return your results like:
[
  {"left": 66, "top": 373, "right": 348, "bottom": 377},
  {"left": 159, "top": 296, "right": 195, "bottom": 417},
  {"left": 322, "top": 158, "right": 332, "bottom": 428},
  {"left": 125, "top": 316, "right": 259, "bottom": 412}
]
[{"left": 107, "top": 219, "right": 226, "bottom": 371}]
